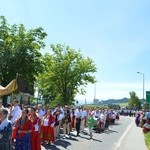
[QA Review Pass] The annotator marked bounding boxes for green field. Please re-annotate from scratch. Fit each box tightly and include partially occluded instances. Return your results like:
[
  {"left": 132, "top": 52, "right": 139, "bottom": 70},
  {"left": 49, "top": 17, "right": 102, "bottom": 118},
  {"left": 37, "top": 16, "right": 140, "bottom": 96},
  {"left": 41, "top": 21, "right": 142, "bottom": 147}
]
[{"left": 116, "top": 102, "right": 128, "bottom": 108}]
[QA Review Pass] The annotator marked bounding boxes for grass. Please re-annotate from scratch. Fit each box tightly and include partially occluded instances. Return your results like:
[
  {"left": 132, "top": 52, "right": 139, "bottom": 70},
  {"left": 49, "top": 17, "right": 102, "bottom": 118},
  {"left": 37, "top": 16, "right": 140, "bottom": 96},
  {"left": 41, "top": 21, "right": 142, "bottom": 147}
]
[
  {"left": 144, "top": 132, "right": 150, "bottom": 150},
  {"left": 116, "top": 102, "right": 128, "bottom": 108}
]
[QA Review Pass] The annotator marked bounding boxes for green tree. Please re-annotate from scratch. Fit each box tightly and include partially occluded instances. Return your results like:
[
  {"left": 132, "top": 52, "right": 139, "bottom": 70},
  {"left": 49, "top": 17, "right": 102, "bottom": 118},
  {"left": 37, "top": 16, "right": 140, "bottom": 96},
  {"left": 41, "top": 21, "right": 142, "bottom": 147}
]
[
  {"left": 0, "top": 16, "right": 47, "bottom": 105},
  {"left": 128, "top": 91, "right": 141, "bottom": 110},
  {"left": 38, "top": 44, "right": 97, "bottom": 106}
]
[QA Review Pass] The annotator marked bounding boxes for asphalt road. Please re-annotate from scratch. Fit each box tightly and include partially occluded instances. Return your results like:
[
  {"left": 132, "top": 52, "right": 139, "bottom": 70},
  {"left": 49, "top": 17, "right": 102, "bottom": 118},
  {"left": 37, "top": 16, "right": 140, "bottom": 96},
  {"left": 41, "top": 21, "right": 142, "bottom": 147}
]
[{"left": 41, "top": 116, "right": 133, "bottom": 150}]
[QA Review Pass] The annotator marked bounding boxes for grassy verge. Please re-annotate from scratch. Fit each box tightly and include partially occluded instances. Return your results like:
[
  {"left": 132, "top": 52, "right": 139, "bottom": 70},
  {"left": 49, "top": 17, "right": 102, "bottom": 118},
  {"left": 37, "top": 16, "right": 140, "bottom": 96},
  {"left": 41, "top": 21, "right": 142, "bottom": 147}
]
[{"left": 144, "top": 132, "right": 150, "bottom": 150}]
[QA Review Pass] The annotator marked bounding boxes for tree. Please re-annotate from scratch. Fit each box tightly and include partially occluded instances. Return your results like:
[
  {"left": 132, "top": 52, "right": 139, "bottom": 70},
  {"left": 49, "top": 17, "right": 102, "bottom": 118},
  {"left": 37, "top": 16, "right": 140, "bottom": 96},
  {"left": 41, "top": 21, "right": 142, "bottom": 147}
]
[
  {"left": 0, "top": 16, "right": 47, "bottom": 105},
  {"left": 38, "top": 44, "right": 97, "bottom": 106},
  {"left": 128, "top": 91, "right": 141, "bottom": 110}
]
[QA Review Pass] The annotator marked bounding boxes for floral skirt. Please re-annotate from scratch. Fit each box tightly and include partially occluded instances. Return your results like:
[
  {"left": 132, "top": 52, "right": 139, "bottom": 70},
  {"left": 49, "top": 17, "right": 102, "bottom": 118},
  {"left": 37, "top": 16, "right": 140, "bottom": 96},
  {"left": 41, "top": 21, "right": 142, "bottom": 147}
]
[{"left": 39, "top": 126, "right": 55, "bottom": 142}]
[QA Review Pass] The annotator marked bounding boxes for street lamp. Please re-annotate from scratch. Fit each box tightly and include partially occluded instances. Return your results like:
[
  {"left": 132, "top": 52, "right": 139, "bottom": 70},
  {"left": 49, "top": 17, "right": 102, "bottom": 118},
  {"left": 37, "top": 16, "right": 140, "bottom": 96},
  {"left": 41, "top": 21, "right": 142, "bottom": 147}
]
[{"left": 137, "top": 72, "right": 145, "bottom": 102}]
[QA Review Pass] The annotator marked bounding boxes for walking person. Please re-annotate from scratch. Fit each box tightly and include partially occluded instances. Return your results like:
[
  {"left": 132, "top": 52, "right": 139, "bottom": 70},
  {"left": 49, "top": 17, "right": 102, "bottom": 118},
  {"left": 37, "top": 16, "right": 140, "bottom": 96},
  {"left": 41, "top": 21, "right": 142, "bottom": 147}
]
[
  {"left": 88, "top": 113, "right": 94, "bottom": 139},
  {"left": 15, "top": 108, "right": 32, "bottom": 150},
  {"left": 29, "top": 106, "right": 41, "bottom": 150},
  {"left": 40, "top": 109, "right": 55, "bottom": 145},
  {"left": 0, "top": 108, "right": 12, "bottom": 150},
  {"left": 75, "top": 107, "right": 82, "bottom": 136}
]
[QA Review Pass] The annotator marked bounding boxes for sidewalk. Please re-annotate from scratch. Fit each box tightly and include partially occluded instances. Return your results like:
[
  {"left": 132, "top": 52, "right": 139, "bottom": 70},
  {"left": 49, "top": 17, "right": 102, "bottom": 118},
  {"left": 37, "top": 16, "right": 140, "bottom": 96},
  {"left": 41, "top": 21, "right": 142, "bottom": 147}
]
[{"left": 116, "top": 117, "right": 147, "bottom": 150}]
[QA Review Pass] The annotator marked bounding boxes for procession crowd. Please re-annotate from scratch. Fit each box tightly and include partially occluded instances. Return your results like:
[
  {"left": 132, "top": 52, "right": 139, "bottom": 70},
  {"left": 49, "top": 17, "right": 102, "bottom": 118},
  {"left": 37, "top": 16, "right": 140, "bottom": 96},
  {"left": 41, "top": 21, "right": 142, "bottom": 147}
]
[
  {"left": 0, "top": 98, "right": 120, "bottom": 150},
  {"left": 134, "top": 109, "right": 150, "bottom": 133},
  {"left": 119, "top": 108, "right": 150, "bottom": 133}
]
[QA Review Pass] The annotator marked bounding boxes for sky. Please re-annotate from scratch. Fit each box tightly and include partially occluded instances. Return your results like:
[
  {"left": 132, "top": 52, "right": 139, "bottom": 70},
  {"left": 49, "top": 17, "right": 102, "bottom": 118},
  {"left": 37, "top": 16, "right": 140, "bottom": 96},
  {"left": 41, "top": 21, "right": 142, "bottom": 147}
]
[{"left": 0, "top": 0, "right": 150, "bottom": 104}]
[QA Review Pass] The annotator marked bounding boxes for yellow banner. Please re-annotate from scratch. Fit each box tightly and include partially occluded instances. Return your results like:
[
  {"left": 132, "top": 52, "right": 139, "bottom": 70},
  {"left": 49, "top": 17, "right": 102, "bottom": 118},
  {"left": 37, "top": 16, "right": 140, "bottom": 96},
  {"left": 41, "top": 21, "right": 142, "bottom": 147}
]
[{"left": 0, "top": 79, "right": 18, "bottom": 96}]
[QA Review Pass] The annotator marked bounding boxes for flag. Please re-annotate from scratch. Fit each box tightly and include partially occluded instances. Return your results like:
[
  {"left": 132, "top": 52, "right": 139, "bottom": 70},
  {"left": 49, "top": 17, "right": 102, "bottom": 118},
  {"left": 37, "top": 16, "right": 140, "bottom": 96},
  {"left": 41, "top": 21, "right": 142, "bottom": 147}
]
[
  {"left": 0, "top": 79, "right": 18, "bottom": 96},
  {"left": 17, "top": 76, "right": 34, "bottom": 95}
]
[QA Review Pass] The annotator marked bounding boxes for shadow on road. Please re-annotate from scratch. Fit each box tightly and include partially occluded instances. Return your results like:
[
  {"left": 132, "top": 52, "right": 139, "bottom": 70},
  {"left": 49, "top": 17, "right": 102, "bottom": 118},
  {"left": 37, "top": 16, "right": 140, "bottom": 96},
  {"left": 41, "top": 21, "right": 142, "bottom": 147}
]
[
  {"left": 42, "top": 144, "right": 61, "bottom": 150},
  {"left": 103, "top": 129, "right": 118, "bottom": 134},
  {"left": 92, "top": 138, "right": 102, "bottom": 142},
  {"left": 42, "top": 138, "right": 72, "bottom": 150}
]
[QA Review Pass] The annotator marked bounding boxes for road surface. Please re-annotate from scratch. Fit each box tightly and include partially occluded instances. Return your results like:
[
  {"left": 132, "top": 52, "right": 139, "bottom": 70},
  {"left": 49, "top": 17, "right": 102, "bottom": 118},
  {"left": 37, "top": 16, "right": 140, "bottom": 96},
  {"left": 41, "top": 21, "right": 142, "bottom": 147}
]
[{"left": 41, "top": 116, "right": 134, "bottom": 150}]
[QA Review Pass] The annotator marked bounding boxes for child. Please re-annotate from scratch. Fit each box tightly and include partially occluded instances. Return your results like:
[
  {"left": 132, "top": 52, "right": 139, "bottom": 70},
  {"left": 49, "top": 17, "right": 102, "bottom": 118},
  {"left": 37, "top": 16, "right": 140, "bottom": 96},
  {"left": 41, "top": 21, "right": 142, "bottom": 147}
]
[{"left": 88, "top": 113, "right": 94, "bottom": 139}]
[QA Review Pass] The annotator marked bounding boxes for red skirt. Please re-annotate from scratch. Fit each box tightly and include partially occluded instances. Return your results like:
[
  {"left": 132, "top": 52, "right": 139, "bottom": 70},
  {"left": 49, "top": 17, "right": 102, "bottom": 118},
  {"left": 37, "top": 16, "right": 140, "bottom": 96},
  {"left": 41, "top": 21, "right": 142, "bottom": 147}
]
[
  {"left": 72, "top": 116, "right": 75, "bottom": 128},
  {"left": 31, "top": 131, "right": 41, "bottom": 150},
  {"left": 40, "top": 126, "right": 55, "bottom": 142}
]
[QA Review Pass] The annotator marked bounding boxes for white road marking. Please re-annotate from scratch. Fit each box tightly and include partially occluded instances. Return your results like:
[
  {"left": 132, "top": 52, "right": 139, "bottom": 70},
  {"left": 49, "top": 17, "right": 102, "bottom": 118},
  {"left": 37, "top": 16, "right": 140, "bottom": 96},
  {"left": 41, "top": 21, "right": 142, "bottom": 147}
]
[{"left": 114, "top": 121, "right": 134, "bottom": 150}]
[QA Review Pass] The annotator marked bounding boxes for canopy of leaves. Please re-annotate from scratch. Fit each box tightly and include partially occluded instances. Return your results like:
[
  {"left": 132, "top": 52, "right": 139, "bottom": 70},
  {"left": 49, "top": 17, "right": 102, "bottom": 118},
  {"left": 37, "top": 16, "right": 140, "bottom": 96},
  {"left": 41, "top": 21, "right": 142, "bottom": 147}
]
[
  {"left": 0, "top": 16, "right": 47, "bottom": 90},
  {"left": 38, "top": 44, "right": 97, "bottom": 106},
  {"left": 128, "top": 91, "right": 141, "bottom": 110}
]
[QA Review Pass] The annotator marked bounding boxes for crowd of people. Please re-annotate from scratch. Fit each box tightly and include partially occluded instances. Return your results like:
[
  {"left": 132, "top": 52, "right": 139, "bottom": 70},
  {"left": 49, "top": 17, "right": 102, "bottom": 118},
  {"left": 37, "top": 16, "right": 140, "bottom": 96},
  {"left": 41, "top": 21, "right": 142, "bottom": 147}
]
[
  {"left": 0, "top": 98, "right": 120, "bottom": 150},
  {"left": 134, "top": 109, "right": 150, "bottom": 133},
  {"left": 119, "top": 108, "right": 150, "bottom": 134}
]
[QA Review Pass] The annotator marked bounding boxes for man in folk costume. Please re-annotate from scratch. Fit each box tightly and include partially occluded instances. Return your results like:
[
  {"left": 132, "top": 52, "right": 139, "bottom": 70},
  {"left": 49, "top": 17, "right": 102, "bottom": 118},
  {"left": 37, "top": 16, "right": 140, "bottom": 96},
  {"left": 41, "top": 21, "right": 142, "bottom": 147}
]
[
  {"left": 61, "top": 107, "right": 70, "bottom": 137},
  {"left": 40, "top": 109, "right": 55, "bottom": 145},
  {"left": 54, "top": 109, "right": 63, "bottom": 138},
  {"left": 65, "top": 106, "right": 71, "bottom": 136},
  {"left": 10, "top": 99, "right": 22, "bottom": 125}
]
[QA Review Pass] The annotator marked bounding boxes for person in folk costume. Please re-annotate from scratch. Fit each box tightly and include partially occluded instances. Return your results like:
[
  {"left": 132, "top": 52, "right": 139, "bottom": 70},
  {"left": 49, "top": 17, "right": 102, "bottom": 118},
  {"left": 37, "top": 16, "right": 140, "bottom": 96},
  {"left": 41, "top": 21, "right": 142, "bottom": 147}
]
[
  {"left": 115, "top": 111, "right": 120, "bottom": 121},
  {"left": 71, "top": 108, "right": 75, "bottom": 129},
  {"left": 100, "top": 111, "right": 105, "bottom": 132},
  {"left": 143, "top": 112, "right": 150, "bottom": 133},
  {"left": 29, "top": 106, "right": 41, "bottom": 150},
  {"left": 135, "top": 112, "right": 140, "bottom": 126},
  {"left": 53, "top": 109, "right": 62, "bottom": 139},
  {"left": 66, "top": 106, "right": 72, "bottom": 135},
  {"left": 61, "top": 107, "right": 70, "bottom": 137},
  {"left": 14, "top": 108, "right": 32, "bottom": 150},
  {"left": 40, "top": 109, "right": 55, "bottom": 145},
  {"left": 0, "top": 108, "right": 12, "bottom": 150}
]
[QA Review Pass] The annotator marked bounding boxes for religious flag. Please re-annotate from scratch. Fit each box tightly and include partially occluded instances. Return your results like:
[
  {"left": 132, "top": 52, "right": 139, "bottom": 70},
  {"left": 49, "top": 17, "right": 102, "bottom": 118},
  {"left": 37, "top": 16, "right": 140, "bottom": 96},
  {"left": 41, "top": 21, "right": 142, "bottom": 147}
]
[{"left": 0, "top": 79, "right": 18, "bottom": 96}]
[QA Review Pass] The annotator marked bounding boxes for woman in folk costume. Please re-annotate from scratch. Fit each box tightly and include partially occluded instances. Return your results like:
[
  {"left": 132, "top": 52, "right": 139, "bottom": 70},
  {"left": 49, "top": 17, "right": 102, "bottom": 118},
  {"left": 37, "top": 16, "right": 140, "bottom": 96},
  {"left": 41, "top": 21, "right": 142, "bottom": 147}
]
[
  {"left": 29, "top": 106, "right": 41, "bottom": 150},
  {"left": 15, "top": 108, "right": 32, "bottom": 150},
  {"left": 40, "top": 109, "right": 55, "bottom": 144},
  {"left": 100, "top": 111, "right": 105, "bottom": 131},
  {"left": 0, "top": 108, "right": 12, "bottom": 150},
  {"left": 135, "top": 112, "right": 140, "bottom": 126}
]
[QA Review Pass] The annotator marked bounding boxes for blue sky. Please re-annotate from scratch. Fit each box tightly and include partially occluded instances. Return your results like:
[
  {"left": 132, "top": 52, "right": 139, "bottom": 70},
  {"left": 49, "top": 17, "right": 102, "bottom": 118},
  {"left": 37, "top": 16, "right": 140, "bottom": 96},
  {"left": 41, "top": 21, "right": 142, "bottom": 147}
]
[{"left": 0, "top": 0, "right": 150, "bottom": 103}]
